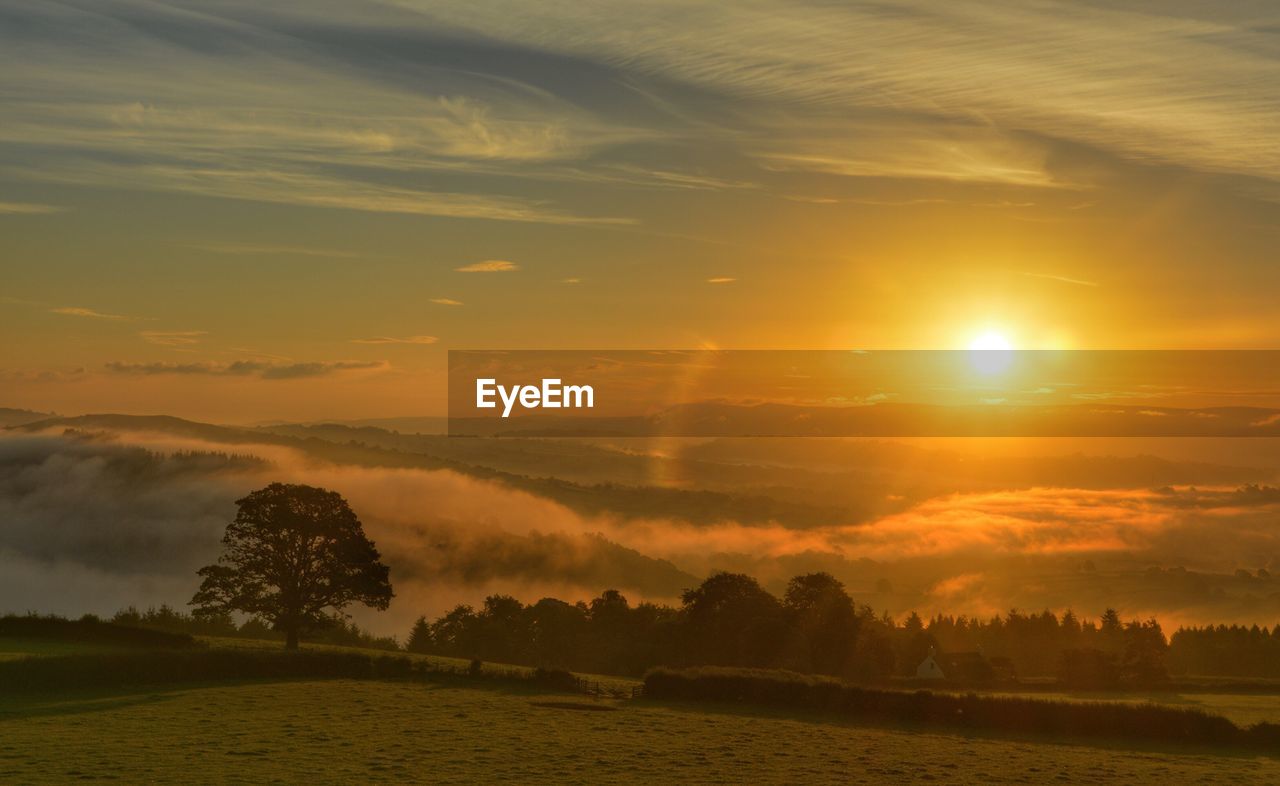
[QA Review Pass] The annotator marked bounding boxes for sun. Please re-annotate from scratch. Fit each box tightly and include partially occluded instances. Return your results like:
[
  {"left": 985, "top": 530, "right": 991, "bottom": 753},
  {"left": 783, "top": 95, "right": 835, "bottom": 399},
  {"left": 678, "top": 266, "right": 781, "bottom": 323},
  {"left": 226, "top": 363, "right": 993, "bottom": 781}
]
[
  {"left": 967, "top": 331, "right": 1014, "bottom": 375},
  {"left": 968, "top": 331, "right": 1012, "bottom": 352}
]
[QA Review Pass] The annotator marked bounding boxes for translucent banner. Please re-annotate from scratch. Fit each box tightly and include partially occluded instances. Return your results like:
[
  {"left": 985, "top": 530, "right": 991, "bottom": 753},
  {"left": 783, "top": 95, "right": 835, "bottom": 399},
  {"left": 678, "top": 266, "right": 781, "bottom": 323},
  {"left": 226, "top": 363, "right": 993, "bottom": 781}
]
[{"left": 447, "top": 350, "right": 1280, "bottom": 437}]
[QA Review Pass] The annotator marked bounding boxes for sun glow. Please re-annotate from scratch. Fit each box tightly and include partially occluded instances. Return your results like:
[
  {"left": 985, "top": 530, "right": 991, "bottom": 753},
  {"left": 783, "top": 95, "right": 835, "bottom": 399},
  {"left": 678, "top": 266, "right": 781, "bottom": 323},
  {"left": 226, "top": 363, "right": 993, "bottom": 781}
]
[
  {"left": 968, "top": 331, "right": 1014, "bottom": 375},
  {"left": 968, "top": 331, "right": 1012, "bottom": 352}
]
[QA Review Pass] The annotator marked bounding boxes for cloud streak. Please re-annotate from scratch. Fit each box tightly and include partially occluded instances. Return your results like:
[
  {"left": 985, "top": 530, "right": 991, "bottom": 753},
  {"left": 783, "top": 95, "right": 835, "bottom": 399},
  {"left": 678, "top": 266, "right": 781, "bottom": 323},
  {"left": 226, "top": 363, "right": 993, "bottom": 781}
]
[
  {"left": 105, "top": 360, "right": 388, "bottom": 379},
  {"left": 0, "top": 201, "right": 66, "bottom": 215},
  {"left": 349, "top": 336, "right": 438, "bottom": 345},
  {"left": 456, "top": 260, "right": 519, "bottom": 272},
  {"left": 51, "top": 307, "right": 135, "bottom": 321},
  {"left": 139, "top": 330, "right": 207, "bottom": 347}
]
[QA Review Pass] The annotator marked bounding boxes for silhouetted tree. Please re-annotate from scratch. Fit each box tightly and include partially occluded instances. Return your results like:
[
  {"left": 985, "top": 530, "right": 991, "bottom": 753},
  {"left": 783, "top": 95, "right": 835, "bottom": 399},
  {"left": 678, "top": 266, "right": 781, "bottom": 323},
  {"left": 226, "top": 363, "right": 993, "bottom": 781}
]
[
  {"left": 1120, "top": 618, "right": 1169, "bottom": 686},
  {"left": 1059, "top": 648, "right": 1119, "bottom": 689},
  {"left": 782, "top": 572, "right": 859, "bottom": 675},
  {"left": 406, "top": 615, "right": 433, "bottom": 653},
  {"left": 681, "top": 572, "right": 785, "bottom": 667},
  {"left": 429, "top": 604, "right": 480, "bottom": 655},
  {"left": 190, "top": 483, "right": 392, "bottom": 649},
  {"left": 476, "top": 595, "right": 530, "bottom": 664},
  {"left": 527, "top": 598, "right": 587, "bottom": 668}
]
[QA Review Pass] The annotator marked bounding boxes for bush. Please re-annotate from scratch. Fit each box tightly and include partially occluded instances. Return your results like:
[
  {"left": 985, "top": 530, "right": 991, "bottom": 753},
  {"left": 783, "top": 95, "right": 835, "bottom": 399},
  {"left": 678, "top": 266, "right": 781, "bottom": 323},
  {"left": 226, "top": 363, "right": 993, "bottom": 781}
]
[
  {"left": 532, "top": 667, "right": 580, "bottom": 691},
  {"left": 0, "top": 649, "right": 404, "bottom": 692},
  {"left": 0, "top": 614, "right": 196, "bottom": 650},
  {"left": 0, "top": 648, "right": 597, "bottom": 697},
  {"left": 642, "top": 666, "right": 1265, "bottom": 749}
]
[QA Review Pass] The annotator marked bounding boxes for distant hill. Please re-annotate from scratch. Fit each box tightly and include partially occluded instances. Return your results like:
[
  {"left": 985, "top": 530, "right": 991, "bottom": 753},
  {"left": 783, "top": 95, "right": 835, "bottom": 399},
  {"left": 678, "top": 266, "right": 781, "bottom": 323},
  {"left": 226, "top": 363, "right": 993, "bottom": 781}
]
[
  {"left": 452, "top": 401, "right": 1280, "bottom": 438},
  {"left": 14, "top": 411, "right": 1275, "bottom": 529},
  {"left": 13, "top": 414, "right": 852, "bottom": 527},
  {"left": 0, "top": 407, "right": 56, "bottom": 427},
  {"left": 255, "top": 417, "right": 448, "bottom": 434}
]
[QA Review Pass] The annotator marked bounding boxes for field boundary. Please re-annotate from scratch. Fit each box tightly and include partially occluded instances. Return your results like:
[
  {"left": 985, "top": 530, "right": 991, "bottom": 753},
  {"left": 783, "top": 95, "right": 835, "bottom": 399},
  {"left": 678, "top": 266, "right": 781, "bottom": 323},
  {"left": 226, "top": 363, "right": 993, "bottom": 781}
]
[{"left": 642, "top": 666, "right": 1280, "bottom": 752}]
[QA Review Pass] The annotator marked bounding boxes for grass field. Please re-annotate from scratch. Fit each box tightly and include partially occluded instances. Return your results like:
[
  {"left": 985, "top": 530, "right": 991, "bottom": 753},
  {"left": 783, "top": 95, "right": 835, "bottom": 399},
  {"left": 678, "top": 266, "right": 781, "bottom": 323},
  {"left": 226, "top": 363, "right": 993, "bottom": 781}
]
[
  {"left": 2, "top": 679, "right": 1278, "bottom": 784},
  {"left": 973, "top": 690, "right": 1280, "bottom": 728},
  {"left": 0, "top": 638, "right": 125, "bottom": 661},
  {"left": 2, "top": 631, "right": 1278, "bottom": 783}
]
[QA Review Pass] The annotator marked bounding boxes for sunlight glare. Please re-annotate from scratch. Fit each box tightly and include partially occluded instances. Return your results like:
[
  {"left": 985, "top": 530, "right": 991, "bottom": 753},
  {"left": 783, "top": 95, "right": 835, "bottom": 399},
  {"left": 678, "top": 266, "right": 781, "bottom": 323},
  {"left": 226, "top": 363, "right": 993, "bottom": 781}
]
[{"left": 968, "top": 331, "right": 1014, "bottom": 375}]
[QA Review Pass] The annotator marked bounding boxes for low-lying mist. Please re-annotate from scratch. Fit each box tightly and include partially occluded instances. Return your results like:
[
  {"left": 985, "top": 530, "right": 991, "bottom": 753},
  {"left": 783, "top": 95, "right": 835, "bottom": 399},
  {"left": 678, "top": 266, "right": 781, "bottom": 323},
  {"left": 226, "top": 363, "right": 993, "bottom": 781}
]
[{"left": 2, "top": 428, "right": 1278, "bottom": 636}]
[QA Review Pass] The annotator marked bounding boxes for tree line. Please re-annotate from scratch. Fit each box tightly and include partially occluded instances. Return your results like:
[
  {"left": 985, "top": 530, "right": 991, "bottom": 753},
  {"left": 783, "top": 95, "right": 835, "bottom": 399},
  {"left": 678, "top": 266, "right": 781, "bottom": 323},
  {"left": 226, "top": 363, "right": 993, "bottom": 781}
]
[
  {"left": 404, "top": 571, "right": 1201, "bottom": 686},
  {"left": 1169, "top": 624, "right": 1280, "bottom": 678},
  {"left": 160, "top": 482, "right": 1280, "bottom": 684},
  {"left": 107, "top": 573, "right": 1278, "bottom": 684}
]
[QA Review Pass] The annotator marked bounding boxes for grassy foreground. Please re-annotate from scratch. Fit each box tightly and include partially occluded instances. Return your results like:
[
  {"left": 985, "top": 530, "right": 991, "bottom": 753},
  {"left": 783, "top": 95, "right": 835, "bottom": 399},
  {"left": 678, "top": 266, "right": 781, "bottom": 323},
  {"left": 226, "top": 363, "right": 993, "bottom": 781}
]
[
  {"left": 2, "top": 627, "right": 1278, "bottom": 783},
  {"left": 2, "top": 679, "right": 1279, "bottom": 785}
]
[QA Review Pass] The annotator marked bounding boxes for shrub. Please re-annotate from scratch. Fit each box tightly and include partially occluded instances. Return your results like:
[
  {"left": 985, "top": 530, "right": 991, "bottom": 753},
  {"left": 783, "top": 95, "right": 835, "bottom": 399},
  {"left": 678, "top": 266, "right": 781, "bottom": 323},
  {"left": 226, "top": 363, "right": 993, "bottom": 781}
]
[
  {"left": 532, "top": 667, "right": 580, "bottom": 691},
  {"left": 0, "top": 614, "right": 196, "bottom": 650},
  {"left": 642, "top": 666, "right": 1262, "bottom": 749},
  {"left": 0, "top": 649, "right": 392, "bottom": 692}
]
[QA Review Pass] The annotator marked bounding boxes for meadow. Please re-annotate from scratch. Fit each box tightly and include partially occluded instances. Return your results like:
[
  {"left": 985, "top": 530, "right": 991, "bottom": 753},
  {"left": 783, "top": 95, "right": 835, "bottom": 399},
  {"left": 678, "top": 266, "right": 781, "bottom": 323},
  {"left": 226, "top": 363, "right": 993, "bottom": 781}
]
[
  {"left": 1, "top": 630, "right": 1278, "bottom": 784},
  {"left": 967, "top": 690, "right": 1280, "bottom": 728},
  {"left": 3, "top": 679, "right": 1279, "bottom": 785}
]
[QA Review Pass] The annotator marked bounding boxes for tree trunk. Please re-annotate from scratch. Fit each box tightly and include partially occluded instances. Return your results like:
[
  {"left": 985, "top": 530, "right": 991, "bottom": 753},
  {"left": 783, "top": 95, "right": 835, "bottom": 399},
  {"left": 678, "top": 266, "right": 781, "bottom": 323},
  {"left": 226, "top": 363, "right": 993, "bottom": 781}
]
[{"left": 285, "top": 627, "right": 299, "bottom": 650}]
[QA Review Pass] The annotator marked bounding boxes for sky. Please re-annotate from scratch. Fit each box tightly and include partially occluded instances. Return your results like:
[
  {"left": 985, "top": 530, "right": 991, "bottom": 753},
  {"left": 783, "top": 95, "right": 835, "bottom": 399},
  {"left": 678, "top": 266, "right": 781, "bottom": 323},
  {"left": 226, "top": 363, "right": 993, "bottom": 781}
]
[{"left": 3, "top": 0, "right": 1280, "bottom": 422}]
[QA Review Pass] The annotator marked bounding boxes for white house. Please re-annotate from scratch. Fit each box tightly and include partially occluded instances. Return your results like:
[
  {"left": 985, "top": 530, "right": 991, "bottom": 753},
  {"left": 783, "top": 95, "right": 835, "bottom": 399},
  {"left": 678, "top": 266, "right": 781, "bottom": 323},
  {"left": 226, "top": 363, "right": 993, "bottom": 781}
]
[{"left": 916, "top": 654, "right": 945, "bottom": 679}]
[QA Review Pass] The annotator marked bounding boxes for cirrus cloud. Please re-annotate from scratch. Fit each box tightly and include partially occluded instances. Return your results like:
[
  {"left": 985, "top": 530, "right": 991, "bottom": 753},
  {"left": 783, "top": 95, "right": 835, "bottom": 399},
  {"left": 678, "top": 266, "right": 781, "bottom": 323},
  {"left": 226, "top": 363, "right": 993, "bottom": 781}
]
[
  {"left": 51, "top": 306, "right": 135, "bottom": 321},
  {"left": 104, "top": 359, "right": 388, "bottom": 379},
  {"left": 455, "top": 259, "right": 519, "bottom": 273},
  {"left": 349, "top": 335, "right": 438, "bottom": 345}
]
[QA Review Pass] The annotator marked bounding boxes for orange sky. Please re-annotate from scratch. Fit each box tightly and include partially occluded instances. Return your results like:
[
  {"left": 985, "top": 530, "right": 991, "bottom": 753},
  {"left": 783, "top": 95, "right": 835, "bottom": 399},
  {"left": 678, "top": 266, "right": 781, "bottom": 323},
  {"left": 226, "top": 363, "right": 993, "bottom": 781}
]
[{"left": 3, "top": 1, "right": 1279, "bottom": 423}]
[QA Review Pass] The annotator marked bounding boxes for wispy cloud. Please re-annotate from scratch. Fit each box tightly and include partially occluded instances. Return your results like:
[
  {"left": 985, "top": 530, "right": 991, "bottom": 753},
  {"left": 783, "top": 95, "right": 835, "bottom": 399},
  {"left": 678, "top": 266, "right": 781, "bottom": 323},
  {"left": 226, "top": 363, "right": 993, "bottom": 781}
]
[
  {"left": 0, "top": 202, "right": 66, "bottom": 215},
  {"left": 105, "top": 360, "right": 388, "bottom": 379},
  {"left": 754, "top": 125, "right": 1073, "bottom": 188},
  {"left": 706, "top": 277, "right": 736, "bottom": 284},
  {"left": 414, "top": 1, "right": 1280, "bottom": 188},
  {"left": 350, "top": 335, "right": 438, "bottom": 345},
  {"left": 192, "top": 243, "right": 364, "bottom": 259},
  {"left": 139, "top": 330, "right": 207, "bottom": 347},
  {"left": 561, "top": 277, "right": 582, "bottom": 284},
  {"left": 12, "top": 160, "right": 631, "bottom": 226},
  {"left": 456, "top": 260, "right": 519, "bottom": 273},
  {"left": 430, "top": 298, "right": 463, "bottom": 306},
  {"left": 1019, "top": 271, "right": 1100, "bottom": 288},
  {"left": 1, "top": 0, "right": 1277, "bottom": 241},
  {"left": 50, "top": 307, "right": 134, "bottom": 321},
  {"left": 0, "top": 4, "right": 645, "bottom": 227}
]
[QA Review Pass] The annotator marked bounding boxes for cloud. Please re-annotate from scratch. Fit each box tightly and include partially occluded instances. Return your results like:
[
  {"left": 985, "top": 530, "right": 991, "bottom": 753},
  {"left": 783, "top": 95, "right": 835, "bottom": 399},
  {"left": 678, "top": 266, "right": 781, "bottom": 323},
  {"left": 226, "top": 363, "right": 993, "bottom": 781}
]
[
  {"left": 0, "top": 367, "right": 87, "bottom": 384},
  {"left": 193, "top": 243, "right": 364, "bottom": 259},
  {"left": 7, "top": 426, "right": 1280, "bottom": 631},
  {"left": 0, "top": 3, "right": 646, "bottom": 226},
  {"left": 429, "top": 298, "right": 463, "bottom": 306},
  {"left": 706, "top": 277, "right": 736, "bottom": 284},
  {"left": 0, "top": 201, "right": 66, "bottom": 215},
  {"left": 753, "top": 124, "right": 1073, "bottom": 188},
  {"left": 13, "top": 160, "right": 632, "bottom": 226},
  {"left": 104, "top": 360, "right": 388, "bottom": 379},
  {"left": 561, "top": 277, "right": 582, "bottom": 284},
  {"left": 1019, "top": 271, "right": 1100, "bottom": 287},
  {"left": 0, "top": 431, "right": 695, "bottom": 629},
  {"left": 456, "top": 260, "right": 519, "bottom": 272},
  {"left": 384, "top": 1, "right": 1280, "bottom": 189},
  {"left": 50, "top": 306, "right": 134, "bottom": 321},
  {"left": 350, "top": 335, "right": 438, "bottom": 345},
  {"left": 139, "top": 330, "right": 207, "bottom": 347},
  {"left": 1, "top": 0, "right": 1278, "bottom": 217}
]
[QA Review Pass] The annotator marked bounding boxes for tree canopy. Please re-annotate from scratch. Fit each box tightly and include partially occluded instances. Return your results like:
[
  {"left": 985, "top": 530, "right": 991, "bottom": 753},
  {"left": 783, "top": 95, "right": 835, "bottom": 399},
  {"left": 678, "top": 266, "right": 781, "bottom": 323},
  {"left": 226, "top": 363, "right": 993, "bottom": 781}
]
[{"left": 190, "top": 483, "right": 392, "bottom": 648}]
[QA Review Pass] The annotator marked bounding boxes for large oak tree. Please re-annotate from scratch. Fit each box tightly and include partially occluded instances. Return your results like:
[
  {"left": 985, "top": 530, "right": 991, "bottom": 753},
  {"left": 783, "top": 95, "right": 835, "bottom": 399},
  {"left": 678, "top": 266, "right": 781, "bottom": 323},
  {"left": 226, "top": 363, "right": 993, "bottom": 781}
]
[{"left": 191, "top": 483, "right": 392, "bottom": 649}]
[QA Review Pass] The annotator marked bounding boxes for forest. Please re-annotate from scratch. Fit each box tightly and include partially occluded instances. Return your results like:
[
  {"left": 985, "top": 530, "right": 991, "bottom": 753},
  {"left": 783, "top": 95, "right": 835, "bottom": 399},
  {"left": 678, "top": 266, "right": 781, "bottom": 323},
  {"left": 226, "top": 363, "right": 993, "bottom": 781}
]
[{"left": 103, "top": 570, "right": 1280, "bottom": 685}]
